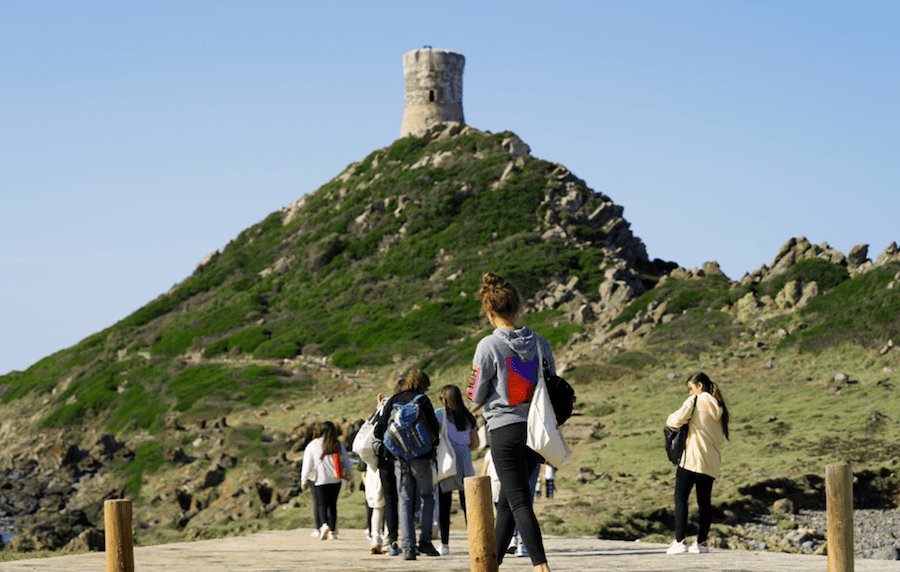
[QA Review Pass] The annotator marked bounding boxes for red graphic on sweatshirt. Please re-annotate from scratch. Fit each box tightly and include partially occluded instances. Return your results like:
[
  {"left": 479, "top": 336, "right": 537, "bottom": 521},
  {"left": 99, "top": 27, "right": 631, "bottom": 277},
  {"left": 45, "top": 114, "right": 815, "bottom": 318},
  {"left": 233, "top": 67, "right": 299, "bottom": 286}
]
[
  {"left": 467, "top": 365, "right": 481, "bottom": 401},
  {"left": 506, "top": 355, "right": 538, "bottom": 406}
]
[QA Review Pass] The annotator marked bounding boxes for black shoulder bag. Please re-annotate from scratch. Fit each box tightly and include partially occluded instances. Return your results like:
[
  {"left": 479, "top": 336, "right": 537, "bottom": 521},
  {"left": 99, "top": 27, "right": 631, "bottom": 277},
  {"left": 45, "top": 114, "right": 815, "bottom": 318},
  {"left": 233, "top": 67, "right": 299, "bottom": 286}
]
[
  {"left": 663, "top": 396, "right": 696, "bottom": 465},
  {"left": 542, "top": 358, "right": 576, "bottom": 426}
]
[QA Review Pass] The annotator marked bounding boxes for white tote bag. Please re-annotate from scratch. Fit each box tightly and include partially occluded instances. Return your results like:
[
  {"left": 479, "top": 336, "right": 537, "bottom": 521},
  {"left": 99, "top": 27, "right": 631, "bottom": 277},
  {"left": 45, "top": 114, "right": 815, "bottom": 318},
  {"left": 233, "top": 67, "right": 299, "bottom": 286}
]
[
  {"left": 435, "top": 410, "right": 458, "bottom": 482},
  {"left": 352, "top": 401, "right": 384, "bottom": 468},
  {"left": 526, "top": 343, "right": 572, "bottom": 467}
]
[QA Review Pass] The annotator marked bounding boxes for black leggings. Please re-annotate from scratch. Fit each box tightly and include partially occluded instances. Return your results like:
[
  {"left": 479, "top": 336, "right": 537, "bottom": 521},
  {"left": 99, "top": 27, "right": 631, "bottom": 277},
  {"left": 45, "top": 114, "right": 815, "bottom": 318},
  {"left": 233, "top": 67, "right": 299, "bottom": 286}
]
[
  {"left": 312, "top": 482, "right": 342, "bottom": 531},
  {"left": 490, "top": 422, "right": 546, "bottom": 566},
  {"left": 674, "top": 466, "right": 715, "bottom": 543},
  {"left": 379, "top": 465, "right": 399, "bottom": 544},
  {"left": 438, "top": 489, "right": 467, "bottom": 545}
]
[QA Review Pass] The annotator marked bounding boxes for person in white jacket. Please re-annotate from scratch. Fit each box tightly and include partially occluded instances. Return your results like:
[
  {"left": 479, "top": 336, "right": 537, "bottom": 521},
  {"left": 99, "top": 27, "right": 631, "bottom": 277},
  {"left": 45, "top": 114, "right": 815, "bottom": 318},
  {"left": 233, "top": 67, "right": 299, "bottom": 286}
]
[
  {"left": 665, "top": 372, "right": 730, "bottom": 555},
  {"left": 301, "top": 421, "right": 355, "bottom": 540}
]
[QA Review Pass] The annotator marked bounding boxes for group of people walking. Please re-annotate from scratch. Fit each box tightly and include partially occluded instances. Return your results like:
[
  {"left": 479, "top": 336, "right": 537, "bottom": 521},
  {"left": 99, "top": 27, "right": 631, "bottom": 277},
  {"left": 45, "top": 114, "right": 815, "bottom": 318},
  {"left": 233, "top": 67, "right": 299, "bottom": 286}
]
[
  {"left": 300, "top": 272, "right": 730, "bottom": 570},
  {"left": 368, "top": 370, "right": 480, "bottom": 560}
]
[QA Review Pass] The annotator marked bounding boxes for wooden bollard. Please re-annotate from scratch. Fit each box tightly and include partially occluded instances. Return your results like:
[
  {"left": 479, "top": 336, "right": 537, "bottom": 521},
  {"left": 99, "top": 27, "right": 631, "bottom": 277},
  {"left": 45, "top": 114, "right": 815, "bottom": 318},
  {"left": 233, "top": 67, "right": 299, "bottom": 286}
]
[
  {"left": 104, "top": 499, "right": 134, "bottom": 572},
  {"left": 465, "top": 476, "right": 498, "bottom": 572},
  {"left": 826, "top": 464, "right": 854, "bottom": 572}
]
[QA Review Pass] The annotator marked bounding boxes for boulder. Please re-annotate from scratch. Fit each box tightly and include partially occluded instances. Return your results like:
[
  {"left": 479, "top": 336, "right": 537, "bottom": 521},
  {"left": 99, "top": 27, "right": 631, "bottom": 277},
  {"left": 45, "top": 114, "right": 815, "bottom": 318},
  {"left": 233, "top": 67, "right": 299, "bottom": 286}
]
[
  {"left": 735, "top": 292, "right": 761, "bottom": 321},
  {"left": 873, "top": 546, "right": 900, "bottom": 560},
  {"left": 876, "top": 241, "right": 900, "bottom": 266},
  {"left": 797, "top": 281, "right": 819, "bottom": 308},
  {"left": 702, "top": 261, "right": 726, "bottom": 278},
  {"left": 774, "top": 280, "right": 803, "bottom": 309},
  {"left": 501, "top": 136, "right": 531, "bottom": 158},
  {"left": 847, "top": 244, "right": 869, "bottom": 268},
  {"left": 61, "top": 527, "right": 104, "bottom": 553},
  {"left": 771, "top": 497, "right": 795, "bottom": 514}
]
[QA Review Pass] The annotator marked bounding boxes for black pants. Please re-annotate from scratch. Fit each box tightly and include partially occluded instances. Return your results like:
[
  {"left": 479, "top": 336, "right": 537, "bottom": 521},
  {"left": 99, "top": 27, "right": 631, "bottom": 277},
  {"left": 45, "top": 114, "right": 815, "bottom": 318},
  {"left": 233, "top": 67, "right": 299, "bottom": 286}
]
[
  {"left": 438, "top": 489, "right": 467, "bottom": 545},
  {"left": 308, "top": 479, "right": 321, "bottom": 529},
  {"left": 312, "top": 482, "right": 342, "bottom": 531},
  {"left": 379, "top": 465, "right": 399, "bottom": 544},
  {"left": 490, "top": 422, "right": 546, "bottom": 566},
  {"left": 674, "top": 466, "right": 715, "bottom": 543}
]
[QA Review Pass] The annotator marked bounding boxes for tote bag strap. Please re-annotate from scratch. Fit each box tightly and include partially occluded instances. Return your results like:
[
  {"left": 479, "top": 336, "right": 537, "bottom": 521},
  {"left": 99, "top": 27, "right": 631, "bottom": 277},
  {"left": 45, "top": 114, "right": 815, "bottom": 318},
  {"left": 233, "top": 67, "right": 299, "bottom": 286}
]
[{"left": 535, "top": 340, "right": 547, "bottom": 387}]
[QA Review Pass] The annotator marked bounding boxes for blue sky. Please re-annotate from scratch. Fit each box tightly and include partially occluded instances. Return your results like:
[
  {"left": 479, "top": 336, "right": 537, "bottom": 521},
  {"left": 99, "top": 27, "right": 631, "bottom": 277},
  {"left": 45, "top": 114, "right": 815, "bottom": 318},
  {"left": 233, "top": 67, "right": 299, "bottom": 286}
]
[{"left": 2, "top": 1, "right": 898, "bottom": 375}]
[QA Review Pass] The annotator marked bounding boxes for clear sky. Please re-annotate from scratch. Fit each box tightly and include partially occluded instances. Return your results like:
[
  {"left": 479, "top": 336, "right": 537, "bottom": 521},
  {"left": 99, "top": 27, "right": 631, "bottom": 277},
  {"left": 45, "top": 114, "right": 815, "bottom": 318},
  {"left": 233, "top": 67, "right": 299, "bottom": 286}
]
[{"left": 2, "top": 1, "right": 898, "bottom": 375}]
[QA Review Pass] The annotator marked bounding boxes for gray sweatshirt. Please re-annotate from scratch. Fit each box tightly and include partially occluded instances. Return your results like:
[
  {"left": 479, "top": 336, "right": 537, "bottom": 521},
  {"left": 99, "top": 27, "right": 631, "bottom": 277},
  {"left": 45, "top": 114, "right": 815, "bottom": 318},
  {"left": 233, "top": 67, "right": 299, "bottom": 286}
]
[{"left": 467, "top": 327, "right": 555, "bottom": 431}]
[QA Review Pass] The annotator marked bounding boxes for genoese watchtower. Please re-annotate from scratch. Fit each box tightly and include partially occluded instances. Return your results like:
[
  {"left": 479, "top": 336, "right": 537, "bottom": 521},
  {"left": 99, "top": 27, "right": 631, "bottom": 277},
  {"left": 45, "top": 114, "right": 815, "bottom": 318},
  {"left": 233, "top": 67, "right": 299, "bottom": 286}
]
[{"left": 399, "top": 47, "right": 465, "bottom": 138}]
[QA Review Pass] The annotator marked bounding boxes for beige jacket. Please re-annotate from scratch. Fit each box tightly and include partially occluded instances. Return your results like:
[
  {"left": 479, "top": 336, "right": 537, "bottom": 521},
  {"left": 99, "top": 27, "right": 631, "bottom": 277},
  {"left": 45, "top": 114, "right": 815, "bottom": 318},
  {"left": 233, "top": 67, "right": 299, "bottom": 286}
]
[{"left": 666, "top": 392, "right": 724, "bottom": 479}]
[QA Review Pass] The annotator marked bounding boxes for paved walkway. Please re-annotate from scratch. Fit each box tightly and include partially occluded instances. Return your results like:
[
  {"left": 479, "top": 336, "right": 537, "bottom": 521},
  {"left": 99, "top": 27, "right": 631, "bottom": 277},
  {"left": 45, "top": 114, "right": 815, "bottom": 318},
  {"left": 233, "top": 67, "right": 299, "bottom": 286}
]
[{"left": 2, "top": 529, "right": 897, "bottom": 572}]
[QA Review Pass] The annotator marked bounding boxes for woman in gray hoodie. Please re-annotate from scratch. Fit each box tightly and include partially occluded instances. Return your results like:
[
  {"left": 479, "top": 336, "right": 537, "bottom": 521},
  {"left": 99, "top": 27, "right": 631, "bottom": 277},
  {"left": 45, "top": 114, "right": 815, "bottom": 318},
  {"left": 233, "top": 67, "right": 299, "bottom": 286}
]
[{"left": 467, "top": 272, "right": 555, "bottom": 572}]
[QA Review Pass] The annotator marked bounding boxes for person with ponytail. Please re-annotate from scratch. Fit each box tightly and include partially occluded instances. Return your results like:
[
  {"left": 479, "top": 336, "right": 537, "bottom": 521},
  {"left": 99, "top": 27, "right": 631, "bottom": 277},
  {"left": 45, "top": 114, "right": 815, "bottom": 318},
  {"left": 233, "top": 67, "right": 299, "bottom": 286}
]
[
  {"left": 665, "top": 372, "right": 730, "bottom": 555},
  {"left": 468, "top": 272, "right": 555, "bottom": 572},
  {"left": 301, "top": 421, "right": 355, "bottom": 540},
  {"left": 434, "top": 384, "right": 479, "bottom": 555}
]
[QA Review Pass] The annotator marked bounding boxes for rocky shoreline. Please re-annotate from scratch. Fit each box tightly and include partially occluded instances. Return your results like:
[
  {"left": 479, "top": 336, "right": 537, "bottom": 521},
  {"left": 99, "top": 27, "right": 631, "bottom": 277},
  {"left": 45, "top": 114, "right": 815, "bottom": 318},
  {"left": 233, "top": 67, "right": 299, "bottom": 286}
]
[{"left": 732, "top": 508, "right": 900, "bottom": 560}]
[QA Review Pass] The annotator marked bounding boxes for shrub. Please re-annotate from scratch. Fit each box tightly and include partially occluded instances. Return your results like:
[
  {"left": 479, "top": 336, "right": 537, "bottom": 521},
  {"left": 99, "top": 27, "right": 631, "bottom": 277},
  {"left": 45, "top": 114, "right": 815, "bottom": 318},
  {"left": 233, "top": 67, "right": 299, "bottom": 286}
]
[
  {"left": 254, "top": 340, "right": 301, "bottom": 360},
  {"left": 227, "top": 327, "right": 271, "bottom": 354},
  {"left": 386, "top": 136, "right": 429, "bottom": 161}
]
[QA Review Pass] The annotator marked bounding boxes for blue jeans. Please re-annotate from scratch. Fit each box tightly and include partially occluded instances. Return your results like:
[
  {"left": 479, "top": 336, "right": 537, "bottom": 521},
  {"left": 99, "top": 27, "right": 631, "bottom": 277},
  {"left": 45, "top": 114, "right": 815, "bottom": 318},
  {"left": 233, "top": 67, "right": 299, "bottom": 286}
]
[{"left": 396, "top": 457, "right": 434, "bottom": 549}]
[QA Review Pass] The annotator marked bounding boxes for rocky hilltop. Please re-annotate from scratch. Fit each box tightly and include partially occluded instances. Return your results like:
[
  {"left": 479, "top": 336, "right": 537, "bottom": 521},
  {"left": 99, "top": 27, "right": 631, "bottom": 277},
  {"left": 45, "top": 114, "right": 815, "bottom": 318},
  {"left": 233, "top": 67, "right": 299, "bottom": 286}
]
[{"left": 1, "top": 124, "right": 899, "bottom": 558}]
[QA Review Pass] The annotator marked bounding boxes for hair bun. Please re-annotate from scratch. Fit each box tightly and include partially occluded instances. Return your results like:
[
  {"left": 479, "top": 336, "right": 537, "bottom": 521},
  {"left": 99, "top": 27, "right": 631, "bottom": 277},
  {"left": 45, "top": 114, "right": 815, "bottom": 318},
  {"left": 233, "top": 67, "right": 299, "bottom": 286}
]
[{"left": 482, "top": 272, "right": 505, "bottom": 289}]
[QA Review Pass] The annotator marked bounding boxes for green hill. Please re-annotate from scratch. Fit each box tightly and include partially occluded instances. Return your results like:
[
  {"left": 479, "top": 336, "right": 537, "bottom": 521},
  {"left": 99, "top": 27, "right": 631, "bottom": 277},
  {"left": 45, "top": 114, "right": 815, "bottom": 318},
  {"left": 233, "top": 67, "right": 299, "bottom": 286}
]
[{"left": 1, "top": 123, "right": 899, "bottom": 557}]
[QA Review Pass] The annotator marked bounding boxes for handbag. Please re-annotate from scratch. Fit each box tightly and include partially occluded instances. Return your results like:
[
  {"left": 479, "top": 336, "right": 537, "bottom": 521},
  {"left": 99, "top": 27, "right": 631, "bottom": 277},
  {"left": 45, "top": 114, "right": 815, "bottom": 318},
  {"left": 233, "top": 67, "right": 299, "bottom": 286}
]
[
  {"left": 525, "top": 342, "right": 572, "bottom": 467},
  {"left": 663, "top": 396, "right": 696, "bottom": 465},
  {"left": 333, "top": 453, "right": 352, "bottom": 480},
  {"left": 434, "top": 411, "right": 457, "bottom": 482},
  {"left": 315, "top": 451, "right": 352, "bottom": 480},
  {"left": 542, "top": 358, "right": 575, "bottom": 425}
]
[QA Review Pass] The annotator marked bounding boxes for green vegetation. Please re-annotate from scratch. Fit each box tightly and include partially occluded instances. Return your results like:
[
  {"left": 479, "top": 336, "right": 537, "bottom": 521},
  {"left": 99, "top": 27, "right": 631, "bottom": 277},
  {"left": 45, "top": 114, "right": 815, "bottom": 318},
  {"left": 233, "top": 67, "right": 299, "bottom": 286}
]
[{"left": 781, "top": 262, "right": 900, "bottom": 352}]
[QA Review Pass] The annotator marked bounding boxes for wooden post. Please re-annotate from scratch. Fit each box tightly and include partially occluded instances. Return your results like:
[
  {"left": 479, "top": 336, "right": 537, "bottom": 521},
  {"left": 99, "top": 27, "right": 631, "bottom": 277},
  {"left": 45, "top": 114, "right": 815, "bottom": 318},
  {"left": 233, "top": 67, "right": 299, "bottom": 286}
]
[
  {"left": 826, "top": 464, "right": 854, "bottom": 572},
  {"left": 105, "top": 499, "right": 134, "bottom": 572},
  {"left": 465, "top": 476, "right": 498, "bottom": 572}
]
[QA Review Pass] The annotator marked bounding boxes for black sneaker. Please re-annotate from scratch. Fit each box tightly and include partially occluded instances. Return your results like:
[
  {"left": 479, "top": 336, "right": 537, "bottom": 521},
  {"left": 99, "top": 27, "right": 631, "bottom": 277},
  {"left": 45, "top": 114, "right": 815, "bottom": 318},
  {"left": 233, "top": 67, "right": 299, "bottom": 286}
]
[
  {"left": 403, "top": 547, "right": 417, "bottom": 560},
  {"left": 417, "top": 540, "right": 440, "bottom": 557}
]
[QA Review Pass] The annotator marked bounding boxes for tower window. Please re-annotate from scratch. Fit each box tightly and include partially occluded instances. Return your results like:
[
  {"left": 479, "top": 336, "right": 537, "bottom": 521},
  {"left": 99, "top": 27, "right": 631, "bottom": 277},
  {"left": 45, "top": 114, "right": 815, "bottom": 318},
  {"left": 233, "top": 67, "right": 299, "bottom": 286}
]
[{"left": 429, "top": 90, "right": 435, "bottom": 102}]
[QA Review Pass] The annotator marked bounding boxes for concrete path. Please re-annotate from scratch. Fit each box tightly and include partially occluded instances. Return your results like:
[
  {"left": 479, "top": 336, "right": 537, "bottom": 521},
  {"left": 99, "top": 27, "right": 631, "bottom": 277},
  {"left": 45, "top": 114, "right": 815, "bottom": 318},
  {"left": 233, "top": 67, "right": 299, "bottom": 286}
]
[{"left": 2, "top": 528, "right": 897, "bottom": 572}]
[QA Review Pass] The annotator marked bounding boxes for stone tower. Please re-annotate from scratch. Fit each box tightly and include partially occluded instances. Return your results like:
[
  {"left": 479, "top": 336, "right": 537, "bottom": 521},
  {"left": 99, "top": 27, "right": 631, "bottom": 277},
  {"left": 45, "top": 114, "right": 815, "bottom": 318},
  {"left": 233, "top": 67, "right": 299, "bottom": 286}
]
[{"left": 399, "top": 48, "right": 465, "bottom": 138}]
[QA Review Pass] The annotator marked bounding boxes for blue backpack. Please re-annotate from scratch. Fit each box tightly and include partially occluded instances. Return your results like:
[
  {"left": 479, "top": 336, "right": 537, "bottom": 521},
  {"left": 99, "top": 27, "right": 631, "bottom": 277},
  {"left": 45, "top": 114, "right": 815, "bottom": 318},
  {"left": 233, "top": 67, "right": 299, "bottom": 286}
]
[{"left": 383, "top": 394, "right": 437, "bottom": 460}]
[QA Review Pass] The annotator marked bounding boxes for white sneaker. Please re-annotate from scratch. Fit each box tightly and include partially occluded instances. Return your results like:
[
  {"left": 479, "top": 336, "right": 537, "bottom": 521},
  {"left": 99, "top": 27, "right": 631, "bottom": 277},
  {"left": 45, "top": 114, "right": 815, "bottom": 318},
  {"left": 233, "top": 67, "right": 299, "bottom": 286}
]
[
  {"left": 689, "top": 540, "right": 708, "bottom": 553},
  {"left": 506, "top": 536, "right": 518, "bottom": 554},
  {"left": 666, "top": 539, "right": 687, "bottom": 554},
  {"left": 319, "top": 524, "right": 330, "bottom": 540},
  {"left": 328, "top": 530, "right": 337, "bottom": 540},
  {"left": 439, "top": 544, "right": 450, "bottom": 556},
  {"left": 310, "top": 529, "right": 320, "bottom": 538},
  {"left": 516, "top": 544, "right": 528, "bottom": 558}
]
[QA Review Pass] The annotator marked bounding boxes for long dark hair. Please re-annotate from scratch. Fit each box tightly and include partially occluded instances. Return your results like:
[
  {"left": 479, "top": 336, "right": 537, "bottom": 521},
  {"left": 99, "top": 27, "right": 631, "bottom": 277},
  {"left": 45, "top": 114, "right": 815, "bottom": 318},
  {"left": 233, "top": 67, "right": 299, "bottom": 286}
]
[
  {"left": 320, "top": 421, "right": 341, "bottom": 455},
  {"left": 440, "top": 385, "right": 477, "bottom": 432},
  {"left": 688, "top": 372, "right": 730, "bottom": 440}
]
